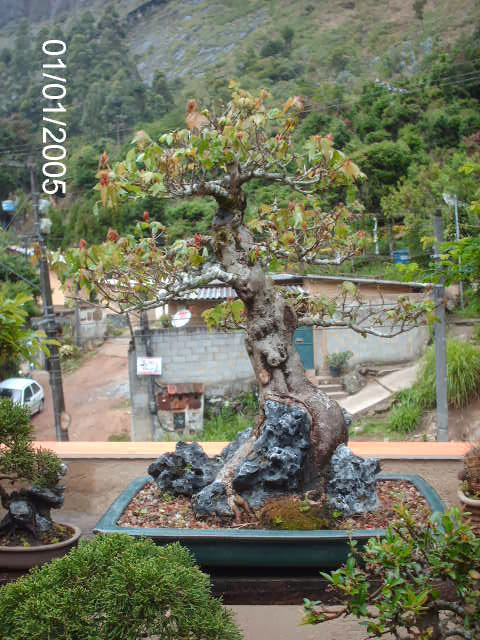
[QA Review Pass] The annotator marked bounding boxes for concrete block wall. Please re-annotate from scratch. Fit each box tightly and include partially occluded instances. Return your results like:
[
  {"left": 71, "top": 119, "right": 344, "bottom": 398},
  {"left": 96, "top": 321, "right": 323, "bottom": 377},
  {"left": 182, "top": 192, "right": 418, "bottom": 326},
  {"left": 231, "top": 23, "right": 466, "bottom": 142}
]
[
  {"left": 314, "top": 325, "right": 429, "bottom": 371},
  {"left": 130, "top": 328, "right": 255, "bottom": 440}
]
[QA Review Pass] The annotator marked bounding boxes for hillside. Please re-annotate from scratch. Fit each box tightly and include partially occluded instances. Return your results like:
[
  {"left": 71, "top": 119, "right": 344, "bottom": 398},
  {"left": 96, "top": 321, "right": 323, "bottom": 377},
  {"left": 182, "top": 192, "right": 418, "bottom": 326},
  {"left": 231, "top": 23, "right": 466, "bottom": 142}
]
[
  {"left": 0, "top": 0, "right": 479, "bottom": 280},
  {"left": 0, "top": 0, "right": 477, "bottom": 90}
]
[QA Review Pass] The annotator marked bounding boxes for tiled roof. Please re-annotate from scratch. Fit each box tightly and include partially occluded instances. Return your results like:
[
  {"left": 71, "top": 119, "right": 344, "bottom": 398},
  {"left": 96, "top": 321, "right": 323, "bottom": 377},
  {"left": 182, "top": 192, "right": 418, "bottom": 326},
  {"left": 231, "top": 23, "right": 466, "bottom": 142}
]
[{"left": 176, "top": 284, "right": 305, "bottom": 301}]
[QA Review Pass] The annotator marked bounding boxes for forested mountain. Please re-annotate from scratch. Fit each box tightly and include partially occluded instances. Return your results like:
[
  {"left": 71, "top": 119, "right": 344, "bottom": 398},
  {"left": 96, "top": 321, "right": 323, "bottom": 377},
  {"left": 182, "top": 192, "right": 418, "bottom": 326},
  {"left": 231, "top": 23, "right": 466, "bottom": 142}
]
[{"left": 0, "top": 0, "right": 479, "bottom": 277}]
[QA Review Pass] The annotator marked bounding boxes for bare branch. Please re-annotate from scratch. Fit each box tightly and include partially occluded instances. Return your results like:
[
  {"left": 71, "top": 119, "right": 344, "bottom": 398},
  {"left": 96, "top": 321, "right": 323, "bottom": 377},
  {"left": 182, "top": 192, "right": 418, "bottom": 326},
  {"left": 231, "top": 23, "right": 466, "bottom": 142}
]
[
  {"left": 298, "top": 314, "right": 420, "bottom": 338},
  {"left": 121, "top": 264, "right": 238, "bottom": 314},
  {"left": 239, "top": 168, "right": 323, "bottom": 194}
]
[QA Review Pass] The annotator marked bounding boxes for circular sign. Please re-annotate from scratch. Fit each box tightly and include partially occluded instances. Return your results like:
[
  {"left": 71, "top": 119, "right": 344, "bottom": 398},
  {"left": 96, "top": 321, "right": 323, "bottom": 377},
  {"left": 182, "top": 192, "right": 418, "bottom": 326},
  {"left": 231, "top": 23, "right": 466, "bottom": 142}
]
[{"left": 172, "top": 309, "right": 191, "bottom": 328}]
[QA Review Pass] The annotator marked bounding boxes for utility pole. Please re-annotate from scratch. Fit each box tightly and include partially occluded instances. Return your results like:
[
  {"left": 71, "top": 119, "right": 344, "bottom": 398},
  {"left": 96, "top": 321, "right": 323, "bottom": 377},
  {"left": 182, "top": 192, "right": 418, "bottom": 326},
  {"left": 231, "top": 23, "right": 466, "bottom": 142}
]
[
  {"left": 442, "top": 192, "right": 465, "bottom": 310},
  {"left": 453, "top": 194, "right": 465, "bottom": 310},
  {"left": 373, "top": 217, "right": 379, "bottom": 256},
  {"left": 74, "top": 284, "right": 81, "bottom": 348},
  {"left": 28, "top": 158, "right": 69, "bottom": 441},
  {"left": 433, "top": 211, "right": 448, "bottom": 442},
  {"left": 139, "top": 311, "right": 161, "bottom": 440},
  {"left": 114, "top": 115, "right": 126, "bottom": 146}
]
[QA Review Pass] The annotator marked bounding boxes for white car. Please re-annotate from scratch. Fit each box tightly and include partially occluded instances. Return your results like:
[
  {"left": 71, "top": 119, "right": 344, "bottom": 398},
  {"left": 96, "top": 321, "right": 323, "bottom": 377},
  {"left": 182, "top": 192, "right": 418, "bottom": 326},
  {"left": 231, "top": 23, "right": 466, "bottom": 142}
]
[{"left": 0, "top": 378, "right": 45, "bottom": 414}]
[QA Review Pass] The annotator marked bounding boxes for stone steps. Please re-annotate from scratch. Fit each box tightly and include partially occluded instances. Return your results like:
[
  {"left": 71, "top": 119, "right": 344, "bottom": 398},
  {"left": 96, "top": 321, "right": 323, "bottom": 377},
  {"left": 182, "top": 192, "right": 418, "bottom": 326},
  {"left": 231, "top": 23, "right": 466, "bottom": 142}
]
[
  {"left": 305, "top": 372, "right": 349, "bottom": 400},
  {"left": 324, "top": 390, "right": 349, "bottom": 400}
]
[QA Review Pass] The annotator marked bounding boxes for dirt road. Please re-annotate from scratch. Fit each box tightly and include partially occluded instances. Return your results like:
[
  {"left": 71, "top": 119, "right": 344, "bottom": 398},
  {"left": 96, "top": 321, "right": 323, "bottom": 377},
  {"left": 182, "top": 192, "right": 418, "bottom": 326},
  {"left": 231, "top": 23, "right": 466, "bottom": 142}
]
[{"left": 32, "top": 338, "right": 131, "bottom": 441}]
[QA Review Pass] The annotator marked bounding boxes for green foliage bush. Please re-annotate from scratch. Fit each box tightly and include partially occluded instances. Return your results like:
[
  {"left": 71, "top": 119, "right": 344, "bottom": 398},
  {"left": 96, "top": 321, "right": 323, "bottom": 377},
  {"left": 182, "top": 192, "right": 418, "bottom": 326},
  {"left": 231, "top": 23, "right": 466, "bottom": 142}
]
[
  {"left": 199, "top": 392, "right": 258, "bottom": 441},
  {"left": 0, "top": 535, "right": 242, "bottom": 640},
  {"left": 420, "top": 339, "right": 480, "bottom": 409},
  {"left": 389, "top": 339, "right": 480, "bottom": 433},
  {"left": 303, "top": 507, "right": 480, "bottom": 640},
  {"left": 0, "top": 291, "right": 51, "bottom": 378},
  {"left": 389, "top": 387, "right": 424, "bottom": 433}
]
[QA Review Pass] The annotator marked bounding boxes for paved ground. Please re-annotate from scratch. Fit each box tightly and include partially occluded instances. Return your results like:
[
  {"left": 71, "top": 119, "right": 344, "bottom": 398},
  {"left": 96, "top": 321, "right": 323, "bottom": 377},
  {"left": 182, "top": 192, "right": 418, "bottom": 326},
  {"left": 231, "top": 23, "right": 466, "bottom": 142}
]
[
  {"left": 339, "top": 364, "right": 419, "bottom": 417},
  {"left": 31, "top": 338, "right": 131, "bottom": 441},
  {"left": 231, "top": 605, "right": 388, "bottom": 639}
]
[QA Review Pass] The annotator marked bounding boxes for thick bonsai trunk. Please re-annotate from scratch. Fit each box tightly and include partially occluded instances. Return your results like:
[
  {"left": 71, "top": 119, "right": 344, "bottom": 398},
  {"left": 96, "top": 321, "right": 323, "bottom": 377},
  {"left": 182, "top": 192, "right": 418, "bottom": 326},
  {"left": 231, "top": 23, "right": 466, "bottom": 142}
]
[
  {"left": 241, "top": 269, "right": 348, "bottom": 479},
  {"left": 212, "top": 222, "right": 348, "bottom": 505}
]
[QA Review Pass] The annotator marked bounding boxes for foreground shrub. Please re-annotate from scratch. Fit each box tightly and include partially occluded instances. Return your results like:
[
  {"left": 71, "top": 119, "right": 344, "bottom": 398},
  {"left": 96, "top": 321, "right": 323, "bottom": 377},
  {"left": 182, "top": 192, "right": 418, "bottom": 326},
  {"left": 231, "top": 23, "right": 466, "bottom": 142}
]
[
  {"left": 0, "top": 535, "right": 242, "bottom": 640},
  {"left": 303, "top": 507, "right": 480, "bottom": 640}
]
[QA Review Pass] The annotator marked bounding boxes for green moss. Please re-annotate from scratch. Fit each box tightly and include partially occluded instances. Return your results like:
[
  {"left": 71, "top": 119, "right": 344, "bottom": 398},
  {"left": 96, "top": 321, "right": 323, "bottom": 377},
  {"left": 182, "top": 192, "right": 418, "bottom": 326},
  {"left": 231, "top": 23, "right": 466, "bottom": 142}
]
[{"left": 259, "top": 496, "right": 336, "bottom": 530}]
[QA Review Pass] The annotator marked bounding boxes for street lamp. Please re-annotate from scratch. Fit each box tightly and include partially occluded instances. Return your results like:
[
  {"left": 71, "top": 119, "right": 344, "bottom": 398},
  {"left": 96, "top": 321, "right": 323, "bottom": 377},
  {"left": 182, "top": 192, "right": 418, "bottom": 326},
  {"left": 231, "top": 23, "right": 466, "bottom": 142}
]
[{"left": 442, "top": 192, "right": 465, "bottom": 310}]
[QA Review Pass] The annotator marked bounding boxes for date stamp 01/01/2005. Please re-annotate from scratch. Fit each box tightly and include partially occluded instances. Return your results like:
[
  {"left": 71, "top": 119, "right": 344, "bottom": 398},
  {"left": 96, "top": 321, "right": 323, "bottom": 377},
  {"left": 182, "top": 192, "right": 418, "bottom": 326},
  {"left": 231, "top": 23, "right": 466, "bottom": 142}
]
[{"left": 41, "top": 39, "right": 67, "bottom": 198}]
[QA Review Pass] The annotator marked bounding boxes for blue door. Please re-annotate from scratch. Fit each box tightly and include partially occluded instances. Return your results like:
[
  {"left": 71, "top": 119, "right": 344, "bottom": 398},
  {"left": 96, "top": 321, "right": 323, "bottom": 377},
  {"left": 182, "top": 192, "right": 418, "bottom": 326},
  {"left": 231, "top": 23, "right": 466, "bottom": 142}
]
[{"left": 293, "top": 326, "right": 314, "bottom": 370}]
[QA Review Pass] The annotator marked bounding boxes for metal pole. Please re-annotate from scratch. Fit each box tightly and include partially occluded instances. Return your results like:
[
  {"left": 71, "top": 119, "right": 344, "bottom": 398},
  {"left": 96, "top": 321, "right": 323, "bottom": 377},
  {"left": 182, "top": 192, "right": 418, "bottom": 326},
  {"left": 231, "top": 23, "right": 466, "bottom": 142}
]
[
  {"left": 433, "top": 211, "right": 448, "bottom": 442},
  {"left": 373, "top": 217, "right": 379, "bottom": 255},
  {"left": 74, "top": 284, "right": 81, "bottom": 348},
  {"left": 140, "top": 311, "right": 160, "bottom": 440},
  {"left": 29, "top": 159, "right": 68, "bottom": 441},
  {"left": 453, "top": 195, "right": 465, "bottom": 310}
]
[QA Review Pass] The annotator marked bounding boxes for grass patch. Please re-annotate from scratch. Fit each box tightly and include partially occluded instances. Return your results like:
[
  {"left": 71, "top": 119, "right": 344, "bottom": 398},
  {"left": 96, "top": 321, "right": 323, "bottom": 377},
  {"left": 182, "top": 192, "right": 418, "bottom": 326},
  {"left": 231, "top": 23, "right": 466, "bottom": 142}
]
[
  {"left": 388, "top": 339, "right": 480, "bottom": 434},
  {"left": 389, "top": 388, "right": 424, "bottom": 434},
  {"left": 419, "top": 340, "right": 480, "bottom": 410},
  {"left": 199, "top": 412, "right": 253, "bottom": 441},
  {"left": 193, "top": 392, "right": 258, "bottom": 441},
  {"left": 352, "top": 416, "right": 405, "bottom": 440},
  {"left": 108, "top": 432, "right": 130, "bottom": 442},
  {"left": 453, "top": 294, "right": 480, "bottom": 319}
]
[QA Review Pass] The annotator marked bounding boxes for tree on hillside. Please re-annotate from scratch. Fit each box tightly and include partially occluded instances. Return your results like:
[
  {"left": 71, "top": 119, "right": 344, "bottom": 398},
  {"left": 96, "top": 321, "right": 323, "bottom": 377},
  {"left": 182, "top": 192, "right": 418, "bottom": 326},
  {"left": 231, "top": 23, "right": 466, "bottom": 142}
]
[{"left": 56, "top": 86, "right": 430, "bottom": 516}]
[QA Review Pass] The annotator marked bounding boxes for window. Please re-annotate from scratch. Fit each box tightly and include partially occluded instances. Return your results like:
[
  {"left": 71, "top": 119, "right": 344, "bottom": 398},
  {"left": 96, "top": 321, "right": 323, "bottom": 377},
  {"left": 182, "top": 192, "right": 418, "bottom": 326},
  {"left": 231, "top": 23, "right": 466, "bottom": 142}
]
[
  {"left": 0, "top": 388, "right": 22, "bottom": 403},
  {"left": 24, "top": 386, "right": 33, "bottom": 401},
  {"left": 173, "top": 412, "right": 185, "bottom": 432},
  {"left": 32, "top": 382, "right": 41, "bottom": 393}
]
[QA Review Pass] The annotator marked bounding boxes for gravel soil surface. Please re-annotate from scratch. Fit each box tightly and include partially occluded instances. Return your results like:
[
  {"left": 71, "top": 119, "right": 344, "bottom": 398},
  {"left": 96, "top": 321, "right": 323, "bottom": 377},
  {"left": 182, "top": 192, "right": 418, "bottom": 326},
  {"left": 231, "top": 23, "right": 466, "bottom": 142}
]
[{"left": 117, "top": 479, "right": 430, "bottom": 530}]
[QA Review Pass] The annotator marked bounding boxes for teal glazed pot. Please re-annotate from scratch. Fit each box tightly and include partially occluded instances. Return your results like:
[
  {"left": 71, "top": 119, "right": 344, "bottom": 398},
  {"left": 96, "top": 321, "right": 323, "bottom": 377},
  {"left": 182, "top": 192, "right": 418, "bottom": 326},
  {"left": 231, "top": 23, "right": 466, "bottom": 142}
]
[{"left": 94, "top": 474, "right": 444, "bottom": 570}]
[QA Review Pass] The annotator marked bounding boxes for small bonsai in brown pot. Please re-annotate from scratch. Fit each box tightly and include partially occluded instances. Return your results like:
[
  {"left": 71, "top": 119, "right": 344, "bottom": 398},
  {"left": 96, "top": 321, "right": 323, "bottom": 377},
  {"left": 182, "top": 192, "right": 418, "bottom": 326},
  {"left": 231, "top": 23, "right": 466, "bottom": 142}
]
[
  {"left": 458, "top": 444, "right": 480, "bottom": 531},
  {"left": 0, "top": 398, "right": 80, "bottom": 569}
]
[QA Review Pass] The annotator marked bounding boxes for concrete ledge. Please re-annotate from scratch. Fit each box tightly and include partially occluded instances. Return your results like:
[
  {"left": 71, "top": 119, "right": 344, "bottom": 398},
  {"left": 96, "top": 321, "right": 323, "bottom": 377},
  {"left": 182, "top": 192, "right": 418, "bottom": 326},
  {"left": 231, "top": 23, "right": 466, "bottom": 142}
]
[{"left": 33, "top": 441, "right": 471, "bottom": 460}]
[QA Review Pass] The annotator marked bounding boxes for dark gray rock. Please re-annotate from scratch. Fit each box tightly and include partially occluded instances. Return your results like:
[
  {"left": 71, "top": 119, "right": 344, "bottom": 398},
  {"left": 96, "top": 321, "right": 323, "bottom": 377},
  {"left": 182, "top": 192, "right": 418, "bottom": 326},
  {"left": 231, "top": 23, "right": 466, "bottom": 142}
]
[
  {"left": 28, "top": 486, "right": 64, "bottom": 509},
  {"left": 148, "top": 441, "right": 222, "bottom": 496},
  {"left": 191, "top": 482, "right": 232, "bottom": 518},
  {"left": 326, "top": 444, "right": 380, "bottom": 516},
  {"left": 9, "top": 499, "right": 34, "bottom": 524},
  {"left": 231, "top": 401, "right": 310, "bottom": 509}
]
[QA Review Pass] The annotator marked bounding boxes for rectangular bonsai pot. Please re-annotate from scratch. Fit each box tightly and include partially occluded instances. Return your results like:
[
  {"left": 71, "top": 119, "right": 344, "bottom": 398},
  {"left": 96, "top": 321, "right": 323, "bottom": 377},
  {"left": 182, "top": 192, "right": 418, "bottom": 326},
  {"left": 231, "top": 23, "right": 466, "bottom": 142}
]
[{"left": 94, "top": 473, "right": 444, "bottom": 570}]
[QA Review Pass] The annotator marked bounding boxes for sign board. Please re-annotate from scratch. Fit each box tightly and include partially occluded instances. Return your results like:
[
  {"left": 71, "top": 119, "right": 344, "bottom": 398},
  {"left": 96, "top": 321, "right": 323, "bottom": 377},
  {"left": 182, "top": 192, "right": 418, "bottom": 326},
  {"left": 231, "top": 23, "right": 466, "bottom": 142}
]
[
  {"left": 39, "top": 199, "right": 51, "bottom": 213},
  {"left": 393, "top": 249, "right": 410, "bottom": 265},
  {"left": 1, "top": 200, "right": 16, "bottom": 213},
  {"left": 137, "top": 356, "right": 162, "bottom": 376},
  {"left": 172, "top": 308, "right": 191, "bottom": 328}
]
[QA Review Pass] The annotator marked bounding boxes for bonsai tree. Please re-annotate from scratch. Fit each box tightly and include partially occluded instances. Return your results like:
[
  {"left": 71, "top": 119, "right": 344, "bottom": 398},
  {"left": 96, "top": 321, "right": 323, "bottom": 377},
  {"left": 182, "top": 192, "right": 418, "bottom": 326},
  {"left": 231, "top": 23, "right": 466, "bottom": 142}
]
[
  {"left": 0, "top": 535, "right": 242, "bottom": 639},
  {"left": 458, "top": 444, "right": 480, "bottom": 531},
  {"left": 0, "top": 399, "right": 65, "bottom": 542},
  {"left": 302, "top": 507, "right": 480, "bottom": 640},
  {"left": 55, "top": 86, "right": 430, "bottom": 517}
]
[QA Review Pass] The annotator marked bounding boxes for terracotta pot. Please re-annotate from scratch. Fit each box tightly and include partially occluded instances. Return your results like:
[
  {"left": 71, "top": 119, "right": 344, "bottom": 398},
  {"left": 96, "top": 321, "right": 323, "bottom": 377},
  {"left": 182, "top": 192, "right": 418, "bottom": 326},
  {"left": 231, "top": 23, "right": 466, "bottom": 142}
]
[
  {"left": 458, "top": 488, "right": 480, "bottom": 532},
  {"left": 0, "top": 524, "right": 81, "bottom": 570}
]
